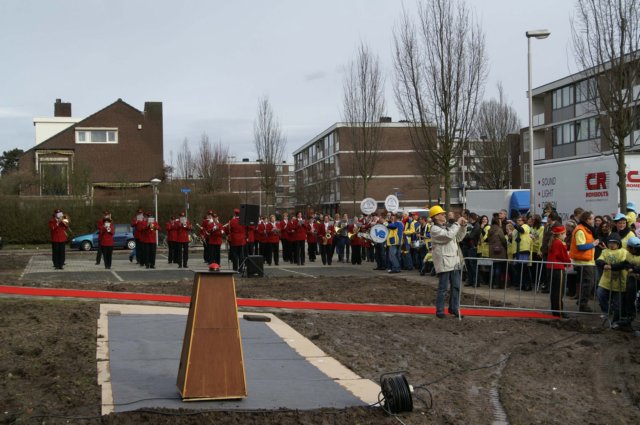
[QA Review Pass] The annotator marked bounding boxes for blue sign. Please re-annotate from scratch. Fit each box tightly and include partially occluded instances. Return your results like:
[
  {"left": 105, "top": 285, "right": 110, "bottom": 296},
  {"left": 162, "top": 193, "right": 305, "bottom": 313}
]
[{"left": 181, "top": 188, "right": 191, "bottom": 193}]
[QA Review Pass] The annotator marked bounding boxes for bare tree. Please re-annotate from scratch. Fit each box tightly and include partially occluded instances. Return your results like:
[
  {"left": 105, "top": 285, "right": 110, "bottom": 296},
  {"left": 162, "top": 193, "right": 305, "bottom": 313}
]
[
  {"left": 341, "top": 41, "right": 386, "bottom": 201},
  {"left": 194, "top": 133, "right": 230, "bottom": 194},
  {"left": 572, "top": 0, "right": 640, "bottom": 212},
  {"left": 254, "top": 96, "right": 286, "bottom": 214},
  {"left": 393, "top": 0, "right": 487, "bottom": 209},
  {"left": 176, "top": 138, "right": 195, "bottom": 180},
  {"left": 474, "top": 83, "right": 521, "bottom": 189}
]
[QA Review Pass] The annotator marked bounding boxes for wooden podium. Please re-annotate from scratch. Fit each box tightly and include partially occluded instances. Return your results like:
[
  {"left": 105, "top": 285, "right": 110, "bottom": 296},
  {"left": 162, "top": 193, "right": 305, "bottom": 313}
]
[{"left": 176, "top": 271, "right": 247, "bottom": 400}]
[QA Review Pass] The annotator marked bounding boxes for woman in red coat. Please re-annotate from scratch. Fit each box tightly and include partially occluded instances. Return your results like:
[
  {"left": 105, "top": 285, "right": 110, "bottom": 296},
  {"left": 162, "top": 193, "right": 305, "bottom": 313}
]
[{"left": 99, "top": 218, "right": 115, "bottom": 269}]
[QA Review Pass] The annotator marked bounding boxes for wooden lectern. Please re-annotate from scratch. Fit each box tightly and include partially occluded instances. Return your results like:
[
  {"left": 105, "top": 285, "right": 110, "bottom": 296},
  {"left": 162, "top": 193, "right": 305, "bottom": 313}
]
[{"left": 176, "top": 271, "right": 247, "bottom": 400}]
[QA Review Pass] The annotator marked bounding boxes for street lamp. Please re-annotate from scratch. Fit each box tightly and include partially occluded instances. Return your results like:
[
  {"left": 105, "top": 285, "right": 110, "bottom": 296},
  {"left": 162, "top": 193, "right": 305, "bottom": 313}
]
[
  {"left": 150, "top": 178, "right": 161, "bottom": 246},
  {"left": 228, "top": 155, "right": 236, "bottom": 192},
  {"left": 255, "top": 169, "right": 262, "bottom": 216},
  {"left": 526, "top": 29, "right": 550, "bottom": 215}
]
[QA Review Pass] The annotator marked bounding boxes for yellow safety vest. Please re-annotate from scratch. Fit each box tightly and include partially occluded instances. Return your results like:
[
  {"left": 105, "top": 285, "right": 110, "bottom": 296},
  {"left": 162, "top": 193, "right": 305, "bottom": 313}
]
[{"left": 597, "top": 248, "right": 627, "bottom": 292}]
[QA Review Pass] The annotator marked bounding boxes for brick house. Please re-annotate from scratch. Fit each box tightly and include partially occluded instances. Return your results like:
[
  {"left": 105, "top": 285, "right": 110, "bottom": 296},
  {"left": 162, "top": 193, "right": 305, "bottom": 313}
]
[{"left": 19, "top": 99, "right": 163, "bottom": 196}]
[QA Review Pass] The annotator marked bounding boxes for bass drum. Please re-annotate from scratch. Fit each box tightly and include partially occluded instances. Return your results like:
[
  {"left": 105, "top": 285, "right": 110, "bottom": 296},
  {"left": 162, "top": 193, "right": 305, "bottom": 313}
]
[{"left": 370, "top": 224, "right": 389, "bottom": 244}]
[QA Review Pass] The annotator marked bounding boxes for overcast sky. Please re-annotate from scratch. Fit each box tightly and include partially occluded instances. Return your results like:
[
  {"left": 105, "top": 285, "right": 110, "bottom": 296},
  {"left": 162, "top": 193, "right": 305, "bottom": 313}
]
[{"left": 0, "top": 0, "right": 579, "bottom": 166}]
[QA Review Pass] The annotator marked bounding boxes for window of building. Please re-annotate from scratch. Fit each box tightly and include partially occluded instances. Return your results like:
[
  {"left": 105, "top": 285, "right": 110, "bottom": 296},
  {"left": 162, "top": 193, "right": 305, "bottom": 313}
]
[
  {"left": 552, "top": 85, "right": 574, "bottom": 109},
  {"left": 75, "top": 128, "right": 118, "bottom": 144},
  {"left": 576, "top": 117, "right": 600, "bottom": 141},
  {"left": 576, "top": 78, "right": 597, "bottom": 103},
  {"left": 523, "top": 163, "right": 530, "bottom": 185},
  {"left": 553, "top": 123, "right": 575, "bottom": 145}
]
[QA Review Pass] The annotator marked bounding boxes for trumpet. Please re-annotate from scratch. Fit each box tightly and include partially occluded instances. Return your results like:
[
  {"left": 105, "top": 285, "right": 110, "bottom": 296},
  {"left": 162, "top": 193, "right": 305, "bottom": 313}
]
[
  {"left": 322, "top": 232, "right": 331, "bottom": 245},
  {"left": 61, "top": 215, "right": 70, "bottom": 226}
]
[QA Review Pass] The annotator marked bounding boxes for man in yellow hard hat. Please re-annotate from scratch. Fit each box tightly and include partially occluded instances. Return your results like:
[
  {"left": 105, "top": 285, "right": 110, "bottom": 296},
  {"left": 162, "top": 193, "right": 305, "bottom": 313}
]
[{"left": 429, "top": 205, "right": 467, "bottom": 319}]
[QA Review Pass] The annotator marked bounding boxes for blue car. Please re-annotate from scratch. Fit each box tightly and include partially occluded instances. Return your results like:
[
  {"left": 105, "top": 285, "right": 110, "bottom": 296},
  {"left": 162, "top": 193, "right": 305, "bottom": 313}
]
[{"left": 70, "top": 224, "right": 136, "bottom": 251}]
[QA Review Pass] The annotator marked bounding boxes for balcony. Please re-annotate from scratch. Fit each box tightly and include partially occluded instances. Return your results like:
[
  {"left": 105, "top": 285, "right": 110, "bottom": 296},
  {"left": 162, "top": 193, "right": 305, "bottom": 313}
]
[{"left": 533, "top": 113, "right": 544, "bottom": 127}]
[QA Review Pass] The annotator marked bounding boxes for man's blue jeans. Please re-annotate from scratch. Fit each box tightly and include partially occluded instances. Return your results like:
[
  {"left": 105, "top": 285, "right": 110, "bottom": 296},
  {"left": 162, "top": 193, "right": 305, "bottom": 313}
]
[
  {"left": 388, "top": 245, "right": 401, "bottom": 272},
  {"left": 436, "top": 269, "right": 461, "bottom": 314}
]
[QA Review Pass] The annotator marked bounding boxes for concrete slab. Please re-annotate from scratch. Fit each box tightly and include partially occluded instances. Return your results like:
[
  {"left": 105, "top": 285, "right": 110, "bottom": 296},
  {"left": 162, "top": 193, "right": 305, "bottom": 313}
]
[{"left": 98, "top": 304, "right": 379, "bottom": 415}]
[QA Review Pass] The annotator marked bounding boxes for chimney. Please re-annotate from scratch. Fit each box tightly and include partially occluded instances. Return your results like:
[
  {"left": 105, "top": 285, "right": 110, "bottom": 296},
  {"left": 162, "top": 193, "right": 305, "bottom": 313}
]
[
  {"left": 379, "top": 116, "right": 392, "bottom": 123},
  {"left": 54, "top": 99, "right": 72, "bottom": 117}
]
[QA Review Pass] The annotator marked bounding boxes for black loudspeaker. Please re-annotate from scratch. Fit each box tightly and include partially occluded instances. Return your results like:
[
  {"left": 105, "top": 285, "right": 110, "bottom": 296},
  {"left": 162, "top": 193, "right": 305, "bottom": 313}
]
[
  {"left": 239, "top": 204, "right": 260, "bottom": 226},
  {"left": 245, "top": 255, "right": 264, "bottom": 278}
]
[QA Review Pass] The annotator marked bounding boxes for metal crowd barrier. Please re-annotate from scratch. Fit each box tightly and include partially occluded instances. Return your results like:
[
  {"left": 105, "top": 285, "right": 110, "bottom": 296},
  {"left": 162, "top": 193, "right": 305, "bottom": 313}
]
[{"left": 459, "top": 256, "right": 609, "bottom": 320}]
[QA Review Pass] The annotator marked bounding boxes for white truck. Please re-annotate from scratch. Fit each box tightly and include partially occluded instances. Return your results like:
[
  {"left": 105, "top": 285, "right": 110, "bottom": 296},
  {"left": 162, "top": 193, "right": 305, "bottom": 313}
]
[
  {"left": 465, "top": 189, "right": 530, "bottom": 219},
  {"left": 534, "top": 154, "right": 640, "bottom": 221}
]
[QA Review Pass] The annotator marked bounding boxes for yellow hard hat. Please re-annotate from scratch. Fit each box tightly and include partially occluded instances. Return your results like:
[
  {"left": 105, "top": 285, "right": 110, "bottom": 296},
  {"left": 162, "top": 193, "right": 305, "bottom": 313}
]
[{"left": 429, "top": 205, "right": 446, "bottom": 218}]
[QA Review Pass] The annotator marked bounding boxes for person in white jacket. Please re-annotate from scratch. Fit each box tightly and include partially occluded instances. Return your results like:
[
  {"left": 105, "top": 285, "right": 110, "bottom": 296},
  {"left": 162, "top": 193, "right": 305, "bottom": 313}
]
[{"left": 429, "top": 205, "right": 467, "bottom": 319}]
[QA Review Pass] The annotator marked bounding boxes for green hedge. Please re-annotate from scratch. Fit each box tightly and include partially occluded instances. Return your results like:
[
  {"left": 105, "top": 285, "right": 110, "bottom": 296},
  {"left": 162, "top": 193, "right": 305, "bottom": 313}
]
[{"left": 0, "top": 191, "right": 241, "bottom": 244}]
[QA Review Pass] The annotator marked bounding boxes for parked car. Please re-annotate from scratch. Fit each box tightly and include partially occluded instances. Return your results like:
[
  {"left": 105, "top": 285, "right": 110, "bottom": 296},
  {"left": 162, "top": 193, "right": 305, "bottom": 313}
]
[{"left": 70, "top": 224, "right": 136, "bottom": 251}]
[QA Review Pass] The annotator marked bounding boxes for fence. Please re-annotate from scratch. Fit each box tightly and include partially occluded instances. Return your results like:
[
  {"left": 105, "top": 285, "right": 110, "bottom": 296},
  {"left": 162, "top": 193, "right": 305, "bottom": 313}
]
[{"left": 458, "top": 256, "right": 638, "bottom": 328}]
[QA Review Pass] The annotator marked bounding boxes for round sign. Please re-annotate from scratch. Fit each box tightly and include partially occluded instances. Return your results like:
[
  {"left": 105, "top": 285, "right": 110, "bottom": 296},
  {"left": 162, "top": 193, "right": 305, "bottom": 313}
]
[
  {"left": 370, "top": 224, "right": 389, "bottom": 243},
  {"left": 360, "top": 197, "right": 377, "bottom": 215},
  {"left": 384, "top": 194, "right": 399, "bottom": 213}
]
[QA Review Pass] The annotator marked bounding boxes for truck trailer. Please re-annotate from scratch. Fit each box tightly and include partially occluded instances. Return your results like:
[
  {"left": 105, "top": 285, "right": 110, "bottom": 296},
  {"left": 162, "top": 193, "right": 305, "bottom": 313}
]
[
  {"left": 534, "top": 154, "right": 640, "bottom": 221},
  {"left": 464, "top": 189, "right": 530, "bottom": 219}
]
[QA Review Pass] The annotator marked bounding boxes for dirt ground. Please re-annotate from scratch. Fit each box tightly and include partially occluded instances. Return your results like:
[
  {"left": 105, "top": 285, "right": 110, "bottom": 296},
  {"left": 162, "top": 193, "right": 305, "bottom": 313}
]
[{"left": 1, "top": 252, "right": 640, "bottom": 424}]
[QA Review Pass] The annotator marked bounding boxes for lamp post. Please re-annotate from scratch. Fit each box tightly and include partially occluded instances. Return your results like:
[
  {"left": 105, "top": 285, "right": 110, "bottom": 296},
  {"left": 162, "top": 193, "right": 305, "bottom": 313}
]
[
  {"left": 255, "top": 169, "right": 262, "bottom": 216},
  {"left": 150, "top": 178, "right": 161, "bottom": 246},
  {"left": 526, "top": 29, "right": 550, "bottom": 215},
  {"left": 228, "top": 155, "right": 236, "bottom": 192}
]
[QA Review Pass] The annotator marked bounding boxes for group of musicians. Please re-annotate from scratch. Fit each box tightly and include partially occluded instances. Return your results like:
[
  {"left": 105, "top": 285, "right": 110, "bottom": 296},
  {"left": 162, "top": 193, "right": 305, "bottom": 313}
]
[
  {"left": 48, "top": 206, "right": 433, "bottom": 273},
  {"left": 191, "top": 209, "right": 433, "bottom": 273}
]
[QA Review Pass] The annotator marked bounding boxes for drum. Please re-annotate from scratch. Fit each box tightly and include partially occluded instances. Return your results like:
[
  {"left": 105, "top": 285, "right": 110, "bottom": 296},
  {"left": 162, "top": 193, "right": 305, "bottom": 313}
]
[{"left": 370, "top": 224, "right": 389, "bottom": 244}]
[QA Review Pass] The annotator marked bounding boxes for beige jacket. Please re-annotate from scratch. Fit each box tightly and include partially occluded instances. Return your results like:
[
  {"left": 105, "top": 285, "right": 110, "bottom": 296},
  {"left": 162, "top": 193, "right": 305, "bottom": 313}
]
[{"left": 430, "top": 222, "right": 466, "bottom": 273}]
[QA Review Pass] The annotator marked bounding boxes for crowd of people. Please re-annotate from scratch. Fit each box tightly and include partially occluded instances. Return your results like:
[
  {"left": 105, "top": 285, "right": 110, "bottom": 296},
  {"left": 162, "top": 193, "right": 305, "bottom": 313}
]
[
  {"left": 47, "top": 201, "right": 640, "bottom": 326},
  {"left": 448, "top": 202, "right": 640, "bottom": 325}
]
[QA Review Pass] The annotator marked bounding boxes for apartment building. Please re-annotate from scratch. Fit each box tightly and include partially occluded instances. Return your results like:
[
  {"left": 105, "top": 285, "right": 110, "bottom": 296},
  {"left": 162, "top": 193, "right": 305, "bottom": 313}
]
[
  {"left": 292, "top": 121, "right": 440, "bottom": 214},
  {"left": 516, "top": 61, "right": 640, "bottom": 187}
]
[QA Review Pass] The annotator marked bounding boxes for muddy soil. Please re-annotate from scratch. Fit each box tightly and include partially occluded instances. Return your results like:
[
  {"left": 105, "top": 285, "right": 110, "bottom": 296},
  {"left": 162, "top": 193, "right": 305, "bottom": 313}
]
[{"left": 1, "top": 253, "right": 640, "bottom": 424}]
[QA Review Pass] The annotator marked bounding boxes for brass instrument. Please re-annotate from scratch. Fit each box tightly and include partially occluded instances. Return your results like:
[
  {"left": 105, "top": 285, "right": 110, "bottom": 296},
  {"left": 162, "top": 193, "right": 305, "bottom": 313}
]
[
  {"left": 322, "top": 232, "right": 331, "bottom": 245},
  {"left": 61, "top": 215, "right": 70, "bottom": 226}
]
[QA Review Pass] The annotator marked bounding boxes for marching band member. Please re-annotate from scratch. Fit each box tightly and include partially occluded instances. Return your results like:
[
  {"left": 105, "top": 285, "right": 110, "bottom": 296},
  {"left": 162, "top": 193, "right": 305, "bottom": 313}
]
[
  {"left": 306, "top": 215, "right": 320, "bottom": 262},
  {"left": 205, "top": 212, "right": 223, "bottom": 265},
  {"left": 279, "top": 212, "right": 291, "bottom": 263},
  {"left": 165, "top": 216, "right": 177, "bottom": 264},
  {"left": 95, "top": 210, "right": 110, "bottom": 265},
  {"left": 402, "top": 214, "right": 416, "bottom": 270},
  {"left": 49, "top": 208, "right": 68, "bottom": 270},
  {"left": 291, "top": 211, "right": 306, "bottom": 265},
  {"left": 386, "top": 213, "right": 404, "bottom": 273},
  {"left": 99, "top": 216, "right": 115, "bottom": 269},
  {"left": 142, "top": 211, "right": 159, "bottom": 268},
  {"left": 200, "top": 213, "right": 211, "bottom": 263},
  {"left": 256, "top": 216, "right": 267, "bottom": 259},
  {"left": 246, "top": 221, "right": 257, "bottom": 256},
  {"left": 265, "top": 214, "right": 280, "bottom": 266},
  {"left": 319, "top": 214, "right": 335, "bottom": 265},
  {"left": 130, "top": 207, "right": 144, "bottom": 264},
  {"left": 225, "top": 208, "right": 246, "bottom": 272},
  {"left": 174, "top": 211, "right": 192, "bottom": 268},
  {"left": 348, "top": 221, "right": 363, "bottom": 265},
  {"left": 135, "top": 211, "right": 149, "bottom": 267}
]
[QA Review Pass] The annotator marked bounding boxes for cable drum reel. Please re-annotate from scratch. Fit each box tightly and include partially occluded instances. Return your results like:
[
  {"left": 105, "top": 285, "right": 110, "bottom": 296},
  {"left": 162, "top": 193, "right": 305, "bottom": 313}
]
[{"left": 379, "top": 372, "right": 414, "bottom": 414}]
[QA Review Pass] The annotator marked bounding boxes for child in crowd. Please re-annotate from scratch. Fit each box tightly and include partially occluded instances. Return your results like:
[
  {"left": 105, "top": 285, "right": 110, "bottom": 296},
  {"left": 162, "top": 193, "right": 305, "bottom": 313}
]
[
  {"left": 595, "top": 233, "right": 627, "bottom": 326},
  {"left": 546, "top": 225, "right": 571, "bottom": 317}
]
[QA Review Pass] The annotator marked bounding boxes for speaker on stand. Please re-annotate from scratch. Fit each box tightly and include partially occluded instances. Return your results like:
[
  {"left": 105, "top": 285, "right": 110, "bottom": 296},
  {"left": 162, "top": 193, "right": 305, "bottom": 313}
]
[{"left": 239, "top": 204, "right": 260, "bottom": 226}]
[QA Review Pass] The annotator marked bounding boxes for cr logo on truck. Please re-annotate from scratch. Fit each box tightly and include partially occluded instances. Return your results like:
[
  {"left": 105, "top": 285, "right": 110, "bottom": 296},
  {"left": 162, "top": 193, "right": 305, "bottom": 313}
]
[
  {"left": 628, "top": 170, "right": 640, "bottom": 183},
  {"left": 586, "top": 172, "right": 607, "bottom": 190}
]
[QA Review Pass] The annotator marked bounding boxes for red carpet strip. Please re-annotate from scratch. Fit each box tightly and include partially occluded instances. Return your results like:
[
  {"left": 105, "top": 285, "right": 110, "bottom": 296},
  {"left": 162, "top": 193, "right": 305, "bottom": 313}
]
[{"left": 0, "top": 285, "right": 558, "bottom": 319}]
